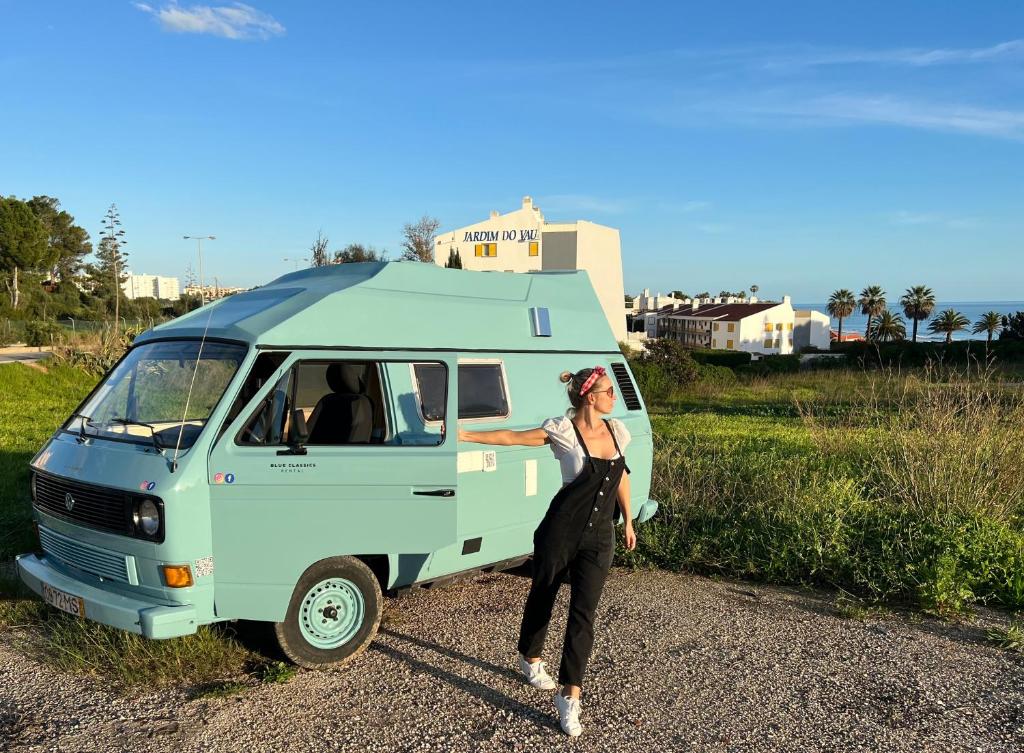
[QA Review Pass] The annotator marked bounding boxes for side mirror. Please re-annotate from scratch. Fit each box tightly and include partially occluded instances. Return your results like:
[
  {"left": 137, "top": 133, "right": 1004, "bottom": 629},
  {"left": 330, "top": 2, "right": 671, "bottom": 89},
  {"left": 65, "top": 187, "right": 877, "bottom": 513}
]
[{"left": 290, "top": 408, "right": 309, "bottom": 445}]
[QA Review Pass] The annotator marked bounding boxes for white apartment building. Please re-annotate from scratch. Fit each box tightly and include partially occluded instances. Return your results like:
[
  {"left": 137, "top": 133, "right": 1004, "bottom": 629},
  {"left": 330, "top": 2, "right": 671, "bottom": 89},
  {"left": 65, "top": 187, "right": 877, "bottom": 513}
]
[
  {"left": 661, "top": 297, "right": 799, "bottom": 355},
  {"left": 434, "top": 196, "right": 627, "bottom": 341},
  {"left": 122, "top": 272, "right": 181, "bottom": 301},
  {"left": 629, "top": 289, "right": 682, "bottom": 314}
]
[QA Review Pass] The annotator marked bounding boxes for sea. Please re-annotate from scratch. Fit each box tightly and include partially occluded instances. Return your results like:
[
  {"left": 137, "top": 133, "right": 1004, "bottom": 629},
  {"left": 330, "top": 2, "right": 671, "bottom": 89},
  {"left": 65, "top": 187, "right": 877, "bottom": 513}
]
[{"left": 793, "top": 301, "right": 1024, "bottom": 343}]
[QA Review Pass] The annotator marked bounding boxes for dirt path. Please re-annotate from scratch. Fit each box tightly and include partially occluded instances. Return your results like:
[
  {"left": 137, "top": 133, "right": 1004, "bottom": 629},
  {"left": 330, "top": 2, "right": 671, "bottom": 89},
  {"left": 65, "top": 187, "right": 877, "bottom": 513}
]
[{"left": 2, "top": 568, "right": 1022, "bottom": 752}]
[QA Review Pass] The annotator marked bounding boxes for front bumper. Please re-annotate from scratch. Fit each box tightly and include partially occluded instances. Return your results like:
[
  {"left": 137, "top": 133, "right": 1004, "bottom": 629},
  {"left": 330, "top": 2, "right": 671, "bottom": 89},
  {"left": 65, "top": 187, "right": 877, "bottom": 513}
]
[
  {"left": 16, "top": 553, "right": 198, "bottom": 639},
  {"left": 636, "top": 498, "right": 659, "bottom": 524}
]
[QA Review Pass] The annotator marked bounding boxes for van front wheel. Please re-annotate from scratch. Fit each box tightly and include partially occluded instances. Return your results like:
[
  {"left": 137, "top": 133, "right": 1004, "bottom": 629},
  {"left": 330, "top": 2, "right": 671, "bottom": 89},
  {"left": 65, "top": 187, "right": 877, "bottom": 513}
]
[{"left": 275, "top": 556, "right": 383, "bottom": 668}]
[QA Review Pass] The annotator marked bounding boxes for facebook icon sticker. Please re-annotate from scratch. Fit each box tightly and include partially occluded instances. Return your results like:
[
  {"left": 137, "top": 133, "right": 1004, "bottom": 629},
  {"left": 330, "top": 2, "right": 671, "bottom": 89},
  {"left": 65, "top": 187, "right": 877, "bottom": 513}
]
[{"left": 225, "top": 473, "right": 236, "bottom": 484}]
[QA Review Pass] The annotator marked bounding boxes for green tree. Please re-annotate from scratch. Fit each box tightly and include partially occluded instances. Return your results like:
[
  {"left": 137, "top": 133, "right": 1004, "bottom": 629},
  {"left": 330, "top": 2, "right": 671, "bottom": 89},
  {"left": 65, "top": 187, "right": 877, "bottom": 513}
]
[
  {"left": 899, "top": 285, "right": 936, "bottom": 343},
  {"left": 670, "top": 290, "right": 687, "bottom": 300},
  {"left": 333, "top": 243, "right": 383, "bottom": 263},
  {"left": 1000, "top": 312, "right": 1024, "bottom": 341},
  {"left": 86, "top": 204, "right": 129, "bottom": 332},
  {"left": 927, "top": 309, "right": 970, "bottom": 344},
  {"left": 859, "top": 285, "right": 887, "bottom": 339},
  {"left": 736, "top": 290, "right": 747, "bottom": 300},
  {"left": 827, "top": 289, "right": 856, "bottom": 341},
  {"left": 869, "top": 310, "right": 906, "bottom": 342},
  {"left": 400, "top": 216, "right": 440, "bottom": 262},
  {"left": 0, "top": 196, "right": 49, "bottom": 309},
  {"left": 444, "top": 247, "right": 463, "bottom": 269},
  {"left": 972, "top": 311, "right": 1003, "bottom": 346},
  {"left": 26, "top": 195, "right": 92, "bottom": 284}
]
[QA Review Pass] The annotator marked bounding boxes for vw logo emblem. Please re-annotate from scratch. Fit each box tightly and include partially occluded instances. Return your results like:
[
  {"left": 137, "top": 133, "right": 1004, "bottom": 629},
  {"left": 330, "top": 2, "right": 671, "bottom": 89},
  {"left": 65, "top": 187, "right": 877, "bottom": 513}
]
[{"left": 64, "top": 493, "right": 75, "bottom": 512}]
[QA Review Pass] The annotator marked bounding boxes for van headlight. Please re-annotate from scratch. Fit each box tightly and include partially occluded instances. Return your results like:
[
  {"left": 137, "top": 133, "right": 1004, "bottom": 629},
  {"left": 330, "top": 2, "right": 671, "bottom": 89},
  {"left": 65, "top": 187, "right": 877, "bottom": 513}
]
[{"left": 134, "top": 499, "right": 161, "bottom": 537}]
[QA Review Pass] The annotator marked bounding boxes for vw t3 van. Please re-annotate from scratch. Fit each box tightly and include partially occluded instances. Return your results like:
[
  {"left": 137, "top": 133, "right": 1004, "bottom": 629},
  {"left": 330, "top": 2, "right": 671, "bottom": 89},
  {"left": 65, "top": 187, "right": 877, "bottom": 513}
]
[{"left": 17, "top": 262, "right": 657, "bottom": 667}]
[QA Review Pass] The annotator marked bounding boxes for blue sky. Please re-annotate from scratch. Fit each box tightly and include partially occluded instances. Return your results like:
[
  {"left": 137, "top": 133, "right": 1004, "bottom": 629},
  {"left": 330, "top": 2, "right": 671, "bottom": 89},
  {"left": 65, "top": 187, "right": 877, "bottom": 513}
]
[{"left": 2, "top": 1, "right": 1022, "bottom": 302}]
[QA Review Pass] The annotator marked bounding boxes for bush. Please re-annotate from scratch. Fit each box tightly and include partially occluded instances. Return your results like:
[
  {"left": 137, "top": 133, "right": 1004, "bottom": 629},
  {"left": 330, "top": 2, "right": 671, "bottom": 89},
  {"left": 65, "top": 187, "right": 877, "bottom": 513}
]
[
  {"left": 24, "top": 320, "right": 62, "bottom": 347},
  {"left": 637, "top": 339, "right": 699, "bottom": 385},
  {"left": 690, "top": 349, "right": 752, "bottom": 368},
  {"left": 696, "top": 363, "right": 737, "bottom": 386}
]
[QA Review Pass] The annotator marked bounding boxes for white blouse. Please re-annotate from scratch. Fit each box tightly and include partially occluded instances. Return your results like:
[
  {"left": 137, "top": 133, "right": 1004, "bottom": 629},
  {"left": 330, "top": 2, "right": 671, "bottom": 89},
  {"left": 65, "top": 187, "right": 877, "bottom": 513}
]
[{"left": 541, "top": 416, "right": 632, "bottom": 486}]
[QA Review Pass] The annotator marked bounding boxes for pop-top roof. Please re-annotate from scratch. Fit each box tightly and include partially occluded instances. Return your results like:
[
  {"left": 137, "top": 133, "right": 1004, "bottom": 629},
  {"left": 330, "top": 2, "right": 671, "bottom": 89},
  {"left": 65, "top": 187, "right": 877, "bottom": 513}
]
[{"left": 135, "top": 262, "right": 617, "bottom": 353}]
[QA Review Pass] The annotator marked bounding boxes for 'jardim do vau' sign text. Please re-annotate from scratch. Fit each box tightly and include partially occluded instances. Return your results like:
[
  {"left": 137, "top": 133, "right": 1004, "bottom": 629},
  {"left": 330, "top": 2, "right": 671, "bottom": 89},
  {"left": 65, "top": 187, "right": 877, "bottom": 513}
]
[{"left": 463, "top": 229, "right": 539, "bottom": 243}]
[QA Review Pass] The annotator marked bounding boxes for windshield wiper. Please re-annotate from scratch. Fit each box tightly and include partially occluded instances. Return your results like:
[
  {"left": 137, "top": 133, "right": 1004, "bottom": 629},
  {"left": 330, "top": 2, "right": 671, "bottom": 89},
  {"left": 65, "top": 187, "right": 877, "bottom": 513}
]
[{"left": 108, "top": 417, "right": 168, "bottom": 455}]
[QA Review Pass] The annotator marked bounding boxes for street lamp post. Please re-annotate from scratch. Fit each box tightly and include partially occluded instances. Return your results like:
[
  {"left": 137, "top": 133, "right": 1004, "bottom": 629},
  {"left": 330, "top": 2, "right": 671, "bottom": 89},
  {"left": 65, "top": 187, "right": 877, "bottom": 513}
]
[
  {"left": 184, "top": 235, "right": 216, "bottom": 305},
  {"left": 283, "top": 256, "right": 308, "bottom": 271}
]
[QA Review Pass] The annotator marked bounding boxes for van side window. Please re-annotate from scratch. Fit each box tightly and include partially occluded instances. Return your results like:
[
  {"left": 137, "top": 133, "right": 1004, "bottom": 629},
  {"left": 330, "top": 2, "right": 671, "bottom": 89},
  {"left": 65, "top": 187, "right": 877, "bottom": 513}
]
[
  {"left": 239, "top": 370, "right": 292, "bottom": 446},
  {"left": 412, "top": 362, "right": 509, "bottom": 422},
  {"left": 219, "top": 351, "right": 288, "bottom": 443}
]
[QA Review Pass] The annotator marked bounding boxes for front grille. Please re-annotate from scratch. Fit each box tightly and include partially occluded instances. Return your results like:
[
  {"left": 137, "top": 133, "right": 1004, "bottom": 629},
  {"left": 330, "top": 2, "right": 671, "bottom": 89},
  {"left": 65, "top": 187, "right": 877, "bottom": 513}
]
[
  {"left": 32, "top": 472, "right": 163, "bottom": 542},
  {"left": 38, "top": 525, "right": 136, "bottom": 584},
  {"left": 34, "top": 473, "right": 133, "bottom": 535},
  {"left": 610, "top": 362, "right": 643, "bottom": 410}
]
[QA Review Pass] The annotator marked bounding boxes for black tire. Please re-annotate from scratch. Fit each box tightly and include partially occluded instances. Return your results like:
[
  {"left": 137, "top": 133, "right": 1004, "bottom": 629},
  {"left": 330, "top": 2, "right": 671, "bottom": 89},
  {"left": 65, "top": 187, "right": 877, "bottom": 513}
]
[{"left": 274, "top": 556, "right": 383, "bottom": 669}]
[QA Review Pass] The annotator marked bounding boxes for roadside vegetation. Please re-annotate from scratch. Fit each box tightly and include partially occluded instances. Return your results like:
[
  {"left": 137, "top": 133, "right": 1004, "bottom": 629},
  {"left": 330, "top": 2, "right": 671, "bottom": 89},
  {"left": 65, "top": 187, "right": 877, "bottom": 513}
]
[{"left": 624, "top": 344, "right": 1024, "bottom": 617}]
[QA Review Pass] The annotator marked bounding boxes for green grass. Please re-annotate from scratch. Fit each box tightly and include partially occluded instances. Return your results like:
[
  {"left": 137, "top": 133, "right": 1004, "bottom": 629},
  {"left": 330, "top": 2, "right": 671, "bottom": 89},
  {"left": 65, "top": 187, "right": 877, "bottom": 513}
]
[{"left": 0, "top": 364, "right": 96, "bottom": 568}]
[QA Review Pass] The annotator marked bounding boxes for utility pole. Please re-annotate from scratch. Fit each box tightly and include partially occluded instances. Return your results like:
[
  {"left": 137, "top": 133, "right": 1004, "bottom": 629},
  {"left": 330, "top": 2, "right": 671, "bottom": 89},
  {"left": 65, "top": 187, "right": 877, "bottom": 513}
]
[{"left": 184, "top": 235, "right": 215, "bottom": 305}]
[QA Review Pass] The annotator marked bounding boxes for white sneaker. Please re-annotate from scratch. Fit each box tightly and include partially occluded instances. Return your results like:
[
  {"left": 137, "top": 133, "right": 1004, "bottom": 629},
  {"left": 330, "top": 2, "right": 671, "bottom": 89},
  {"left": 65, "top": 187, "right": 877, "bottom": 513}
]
[
  {"left": 517, "top": 654, "right": 557, "bottom": 690},
  {"left": 554, "top": 693, "right": 583, "bottom": 737}
]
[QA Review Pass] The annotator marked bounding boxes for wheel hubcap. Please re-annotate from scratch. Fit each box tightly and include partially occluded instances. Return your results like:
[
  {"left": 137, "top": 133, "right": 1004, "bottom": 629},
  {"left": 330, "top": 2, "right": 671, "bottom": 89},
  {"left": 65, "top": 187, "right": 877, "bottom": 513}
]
[{"left": 298, "top": 577, "right": 365, "bottom": 649}]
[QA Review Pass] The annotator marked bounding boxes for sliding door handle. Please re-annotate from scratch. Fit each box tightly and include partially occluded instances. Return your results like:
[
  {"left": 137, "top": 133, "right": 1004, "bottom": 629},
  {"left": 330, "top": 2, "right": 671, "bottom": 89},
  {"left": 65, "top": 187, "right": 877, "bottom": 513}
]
[{"left": 413, "top": 489, "right": 455, "bottom": 497}]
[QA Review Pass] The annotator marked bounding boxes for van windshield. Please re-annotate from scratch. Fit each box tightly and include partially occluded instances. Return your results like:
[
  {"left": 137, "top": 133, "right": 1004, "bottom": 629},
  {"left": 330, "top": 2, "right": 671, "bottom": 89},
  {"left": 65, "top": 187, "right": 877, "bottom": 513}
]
[{"left": 66, "top": 340, "right": 247, "bottom": 450}]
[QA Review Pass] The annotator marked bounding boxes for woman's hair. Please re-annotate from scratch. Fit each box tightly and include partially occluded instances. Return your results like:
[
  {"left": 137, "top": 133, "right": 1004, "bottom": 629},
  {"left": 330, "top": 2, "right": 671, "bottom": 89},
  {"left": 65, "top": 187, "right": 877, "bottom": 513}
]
[{"left": 559, "top": 367, "right": 600, "bottom": 412}]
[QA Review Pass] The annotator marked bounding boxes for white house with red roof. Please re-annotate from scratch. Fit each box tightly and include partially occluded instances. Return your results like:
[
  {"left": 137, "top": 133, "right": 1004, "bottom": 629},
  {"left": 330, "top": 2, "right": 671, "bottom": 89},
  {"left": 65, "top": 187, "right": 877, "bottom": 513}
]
[{"left": 660, "top": 296, "right": 801, "bottom": 355}]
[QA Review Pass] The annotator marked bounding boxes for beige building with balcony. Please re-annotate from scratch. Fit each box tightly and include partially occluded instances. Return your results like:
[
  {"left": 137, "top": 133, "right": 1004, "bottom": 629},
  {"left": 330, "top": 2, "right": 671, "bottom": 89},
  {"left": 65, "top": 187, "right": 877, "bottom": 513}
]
[{"left": 433, "top": 196, "right": 627, "bottom": 341}]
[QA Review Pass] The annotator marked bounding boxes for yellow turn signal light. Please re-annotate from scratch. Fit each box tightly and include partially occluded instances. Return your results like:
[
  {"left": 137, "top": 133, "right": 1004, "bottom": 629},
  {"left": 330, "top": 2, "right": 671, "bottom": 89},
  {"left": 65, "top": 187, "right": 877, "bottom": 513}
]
[{"left": 162, "top": 564, "right": 194, "bottom": 588}]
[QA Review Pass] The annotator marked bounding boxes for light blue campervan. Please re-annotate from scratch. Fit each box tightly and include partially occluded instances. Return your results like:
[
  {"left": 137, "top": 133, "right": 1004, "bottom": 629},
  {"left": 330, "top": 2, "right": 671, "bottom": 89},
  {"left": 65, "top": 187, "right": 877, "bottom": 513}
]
[{"left": 17, "top": 262, "right": 657, "bottom": 666}]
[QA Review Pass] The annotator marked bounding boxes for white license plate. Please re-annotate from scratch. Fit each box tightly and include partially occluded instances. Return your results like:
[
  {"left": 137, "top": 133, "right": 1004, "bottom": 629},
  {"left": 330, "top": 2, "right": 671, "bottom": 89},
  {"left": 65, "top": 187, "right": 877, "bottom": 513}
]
[{"left": 42, "top": 582, "right": 85, "bottom": 618}]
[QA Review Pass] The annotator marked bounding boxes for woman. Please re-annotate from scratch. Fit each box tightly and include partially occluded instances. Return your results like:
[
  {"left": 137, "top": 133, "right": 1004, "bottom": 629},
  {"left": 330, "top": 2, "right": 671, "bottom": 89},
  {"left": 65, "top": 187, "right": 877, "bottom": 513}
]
[{"left": 458, "top": 366, "right": 636, "bottom": 737}]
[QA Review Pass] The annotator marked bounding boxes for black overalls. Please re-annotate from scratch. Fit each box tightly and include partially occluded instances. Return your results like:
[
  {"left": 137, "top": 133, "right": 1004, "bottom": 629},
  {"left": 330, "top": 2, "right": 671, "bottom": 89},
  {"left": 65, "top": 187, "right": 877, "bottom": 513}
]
[{"left": 517, "top": 419, "right": 628, "bottom": 688}]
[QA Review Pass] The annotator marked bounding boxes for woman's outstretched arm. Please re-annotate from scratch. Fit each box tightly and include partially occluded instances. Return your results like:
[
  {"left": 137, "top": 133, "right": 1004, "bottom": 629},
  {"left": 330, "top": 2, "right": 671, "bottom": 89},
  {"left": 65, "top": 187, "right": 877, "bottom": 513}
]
[{"left": 458, "top": 427, "right": 549, "bottom": 446}]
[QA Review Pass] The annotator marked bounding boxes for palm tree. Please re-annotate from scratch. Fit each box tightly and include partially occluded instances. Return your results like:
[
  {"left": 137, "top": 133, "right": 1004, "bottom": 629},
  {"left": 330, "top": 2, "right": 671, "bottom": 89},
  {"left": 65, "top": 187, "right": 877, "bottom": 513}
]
[
  {"left": 827, "top": 289, "right": 856, "bottom": 341},
  {"left": 859, "top": 285, "right": 887, "bottom": 339},
  {"left": 899, "top": 285, "right": 936, "bottom": 343},
  {"left": 927, "top": 309, "right": 970, "bottom": 344},
  {"left": 750, "top": 285, "right": 759, "bottom": 298},
  {"left": 869, "top": 310, "right": 907, "bottom": 342},
  {"left": 972, "top": 311, "right": 1003, "bottom": 346}
]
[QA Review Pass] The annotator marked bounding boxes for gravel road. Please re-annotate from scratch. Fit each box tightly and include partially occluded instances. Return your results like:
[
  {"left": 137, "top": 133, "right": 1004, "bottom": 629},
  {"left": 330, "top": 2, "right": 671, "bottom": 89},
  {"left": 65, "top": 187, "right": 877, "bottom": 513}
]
[{"left": 2, "top": 567, "right": 1023, "bottom": 753}]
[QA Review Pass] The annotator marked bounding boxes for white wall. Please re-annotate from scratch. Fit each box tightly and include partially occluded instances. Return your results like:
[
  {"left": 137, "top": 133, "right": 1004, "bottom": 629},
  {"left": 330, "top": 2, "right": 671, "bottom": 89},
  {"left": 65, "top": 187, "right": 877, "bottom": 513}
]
[{"left": 794, "top": 310, "right": 832, "bottom": 351}]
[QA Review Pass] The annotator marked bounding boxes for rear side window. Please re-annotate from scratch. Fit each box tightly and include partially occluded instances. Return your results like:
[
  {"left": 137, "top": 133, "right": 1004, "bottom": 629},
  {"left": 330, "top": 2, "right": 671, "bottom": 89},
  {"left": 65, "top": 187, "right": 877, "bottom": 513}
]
[{"left": 413, "top": 362, "right": 509, "bottom": 421}]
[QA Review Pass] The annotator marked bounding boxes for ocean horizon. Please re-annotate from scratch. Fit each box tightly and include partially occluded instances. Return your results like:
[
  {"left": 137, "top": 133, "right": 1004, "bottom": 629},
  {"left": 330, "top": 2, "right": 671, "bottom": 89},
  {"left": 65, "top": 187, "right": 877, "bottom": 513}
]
[{"left": 794, "top": 301, "right": 1024, "bottom": 343}]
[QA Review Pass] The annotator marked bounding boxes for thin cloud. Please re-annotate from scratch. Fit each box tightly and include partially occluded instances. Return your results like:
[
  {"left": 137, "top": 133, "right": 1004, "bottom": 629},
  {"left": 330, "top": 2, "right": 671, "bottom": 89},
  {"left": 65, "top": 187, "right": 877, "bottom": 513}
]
[
  {"left": 758, "top": 40, "right": 1024, "bottom": 70},
  {"left": 887, "top": 211, "right": 979, "bottom": 229},
  {"left": 135, "top": 2, "right": 285, "bottom": 40},
  {"left": 655, "top": 94, "right": 1024, "bottom": 141}
]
